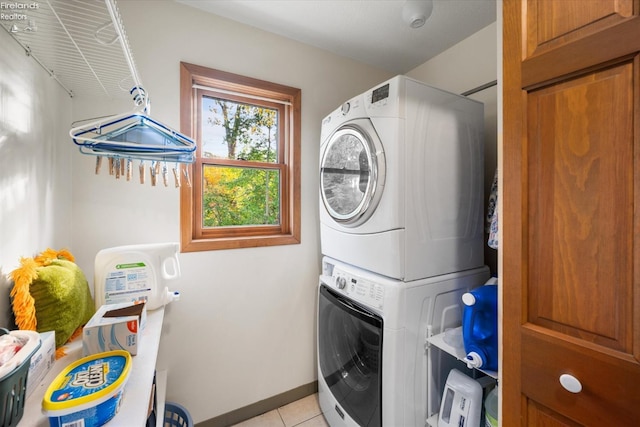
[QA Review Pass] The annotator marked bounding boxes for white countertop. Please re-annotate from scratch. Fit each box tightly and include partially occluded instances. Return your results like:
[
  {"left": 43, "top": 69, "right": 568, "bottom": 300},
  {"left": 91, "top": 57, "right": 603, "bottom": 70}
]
[{"left": 21, "top": 307, "right": 165, "bottom": 426}]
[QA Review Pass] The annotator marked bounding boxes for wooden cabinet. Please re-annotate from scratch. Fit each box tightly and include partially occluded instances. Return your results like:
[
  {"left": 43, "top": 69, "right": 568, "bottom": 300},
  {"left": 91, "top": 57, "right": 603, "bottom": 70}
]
[{"left": 503, "top": 0, "right": 640, "bottom": 425}]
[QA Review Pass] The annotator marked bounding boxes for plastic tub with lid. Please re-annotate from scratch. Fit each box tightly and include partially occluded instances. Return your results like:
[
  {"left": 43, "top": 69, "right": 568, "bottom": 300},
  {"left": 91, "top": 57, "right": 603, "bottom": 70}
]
[{"left": 42, "top": 350, "right": 131, "bottom": 427}]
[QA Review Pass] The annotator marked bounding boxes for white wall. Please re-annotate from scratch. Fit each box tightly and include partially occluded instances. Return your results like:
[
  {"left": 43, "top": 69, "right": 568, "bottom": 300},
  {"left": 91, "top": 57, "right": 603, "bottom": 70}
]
[
  {"left": 69, "top": 1, "right": 391, "bottom": 423},
  {"left": 408, "top": 22, "right": 498, "bottom": 274},
  {"left": 0, "top": 30, "right": 73, "bottom": 324}
]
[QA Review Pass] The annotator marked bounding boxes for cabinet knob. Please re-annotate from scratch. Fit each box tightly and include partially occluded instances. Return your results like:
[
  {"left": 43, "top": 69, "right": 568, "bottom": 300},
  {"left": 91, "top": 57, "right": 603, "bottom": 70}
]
[{"left": 559, "top": 374, "right": 582, "bottom": 393}]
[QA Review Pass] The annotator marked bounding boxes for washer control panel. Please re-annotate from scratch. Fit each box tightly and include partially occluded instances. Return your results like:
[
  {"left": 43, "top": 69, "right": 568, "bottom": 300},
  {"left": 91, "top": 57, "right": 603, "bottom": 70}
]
[{"left": 332, "top": 267, "right": 384, "bottom": 310}]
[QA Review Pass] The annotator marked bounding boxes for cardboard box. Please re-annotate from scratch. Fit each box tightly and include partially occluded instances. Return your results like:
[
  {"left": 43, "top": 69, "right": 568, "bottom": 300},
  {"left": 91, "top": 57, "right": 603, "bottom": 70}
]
[
  {"left": 26, "top": 331, "right": 56, "bottom": 397},
  {"left": 82, "top": 302, "right": 146, "bottom": 356}
]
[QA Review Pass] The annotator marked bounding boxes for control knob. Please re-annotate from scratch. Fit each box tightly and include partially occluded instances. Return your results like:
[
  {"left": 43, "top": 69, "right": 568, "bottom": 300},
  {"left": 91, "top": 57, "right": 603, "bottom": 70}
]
[{"left": 336, "top": 276, "right": 347, "bottom": 289}]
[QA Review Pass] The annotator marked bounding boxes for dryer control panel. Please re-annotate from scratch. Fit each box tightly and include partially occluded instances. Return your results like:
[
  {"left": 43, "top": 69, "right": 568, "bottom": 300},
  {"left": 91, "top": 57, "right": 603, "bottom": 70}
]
[{"left": 332, "top": 267, "right": 385, "bottom": 310}]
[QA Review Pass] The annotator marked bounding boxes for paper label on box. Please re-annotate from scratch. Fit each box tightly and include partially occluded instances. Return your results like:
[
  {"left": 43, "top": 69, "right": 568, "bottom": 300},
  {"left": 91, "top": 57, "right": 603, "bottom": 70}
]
[{"left": 82, "top": 302, "right": 146, "bottom": 356}]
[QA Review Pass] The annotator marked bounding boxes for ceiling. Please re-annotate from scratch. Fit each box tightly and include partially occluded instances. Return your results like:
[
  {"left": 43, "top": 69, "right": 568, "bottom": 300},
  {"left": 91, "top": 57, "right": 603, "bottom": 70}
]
[{"left": 175, "top": 0, "right": 497, "bottom": 74}]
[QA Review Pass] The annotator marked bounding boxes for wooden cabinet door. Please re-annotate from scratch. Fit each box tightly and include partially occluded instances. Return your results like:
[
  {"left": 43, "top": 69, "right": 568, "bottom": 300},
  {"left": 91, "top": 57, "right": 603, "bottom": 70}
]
[{"left": 503, "top": 0, "right": 640, "bottom": 425}]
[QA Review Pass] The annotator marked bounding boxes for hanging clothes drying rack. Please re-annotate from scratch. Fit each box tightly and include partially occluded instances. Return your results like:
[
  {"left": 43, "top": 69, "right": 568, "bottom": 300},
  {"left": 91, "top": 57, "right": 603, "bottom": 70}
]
[
  {"left": 70, "top": 93, "right": 196, "bottom": 158},
  {"left": 66, "top": 0, "right": 196, "bottom": 187},
  {"left": 70, "top": 90, "right": 196, "bottom": 186},
  {"left": 2, "top": 0, "right": 195, "bottom": 186}
]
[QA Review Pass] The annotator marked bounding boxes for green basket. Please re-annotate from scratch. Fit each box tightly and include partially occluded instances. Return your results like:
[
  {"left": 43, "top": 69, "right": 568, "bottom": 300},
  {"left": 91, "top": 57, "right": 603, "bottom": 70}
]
[
  {"left": 164, "top": 402, "right": 193, "bottom": 427},
  {"left": 0, "top": 329, "right": 41, "bottom": 427}
]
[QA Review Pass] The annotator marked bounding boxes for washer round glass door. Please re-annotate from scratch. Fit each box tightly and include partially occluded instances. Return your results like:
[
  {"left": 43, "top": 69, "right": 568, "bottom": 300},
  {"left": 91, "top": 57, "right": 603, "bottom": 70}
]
[
  {"left": 318, "top": 284, "right": 382, "bottom": 427},
  {"left": 320, "top": 120, "right": 385, "bottom": 226}
]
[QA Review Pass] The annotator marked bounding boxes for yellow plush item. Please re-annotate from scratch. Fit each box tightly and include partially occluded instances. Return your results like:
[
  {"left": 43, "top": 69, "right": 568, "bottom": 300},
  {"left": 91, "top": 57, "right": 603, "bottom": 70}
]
[{"left": 9, "top": 248, "right": 95, "bottom": 357}]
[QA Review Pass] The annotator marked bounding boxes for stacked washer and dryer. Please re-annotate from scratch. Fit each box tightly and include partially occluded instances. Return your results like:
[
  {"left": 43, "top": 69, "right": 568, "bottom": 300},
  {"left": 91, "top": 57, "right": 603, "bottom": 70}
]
[{"left": 317, "top": 75, "right": 489, "bottom": 427}]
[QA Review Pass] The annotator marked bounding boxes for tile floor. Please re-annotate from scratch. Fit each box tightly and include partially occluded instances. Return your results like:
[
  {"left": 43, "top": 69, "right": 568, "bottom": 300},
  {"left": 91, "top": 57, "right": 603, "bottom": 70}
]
[{"left": 230, "top": 393, "right": 329, "bottom": 427}]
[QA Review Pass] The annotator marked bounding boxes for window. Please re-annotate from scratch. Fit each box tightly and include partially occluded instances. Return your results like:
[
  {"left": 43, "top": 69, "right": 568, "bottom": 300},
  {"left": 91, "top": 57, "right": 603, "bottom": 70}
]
[{"left": 180, "top": 63, "right": 301, "bottom": 251}]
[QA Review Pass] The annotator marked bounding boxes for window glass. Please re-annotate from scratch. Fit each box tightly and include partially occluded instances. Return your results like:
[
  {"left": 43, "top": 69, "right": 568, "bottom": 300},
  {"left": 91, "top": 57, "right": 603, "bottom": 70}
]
[
  {"left": 201, "top": 96, "right": 279, "bottom": 163},
  {"left": 179, "top": 62, "right": 301, "bottom": 251},
  {"left": 202, "top": 165, "right": 280, "bottom": 227}
]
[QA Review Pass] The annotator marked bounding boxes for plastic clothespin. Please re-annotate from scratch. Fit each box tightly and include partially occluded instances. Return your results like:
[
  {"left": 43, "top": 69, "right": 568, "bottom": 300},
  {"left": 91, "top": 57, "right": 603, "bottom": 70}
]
[
  {"left": 139, "top": 161, "right": 145, "bottom": 184},
  {"left": 95, "top": 156, "right": 102, "bottom": 175},
  {"left": 182, "top": 164, "right": 192, "bottom": 188},
  {"left": 126, "top": 159, "right": 133, "bottom": 181},
  {"left": 150, "top": 161, "right": 157, "bottom": 186},
  {"left": 172, "top": 163, "right": 181, "bottom": 188},
  {"left": 162, "top": 162, "right": 168, "bottom": 187}
]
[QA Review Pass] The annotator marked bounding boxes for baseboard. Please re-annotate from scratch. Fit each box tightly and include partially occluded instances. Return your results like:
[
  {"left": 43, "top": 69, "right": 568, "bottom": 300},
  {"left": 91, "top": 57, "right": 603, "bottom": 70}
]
[{"left": 196, "top": 381, "right": 318, "bottom": 427}]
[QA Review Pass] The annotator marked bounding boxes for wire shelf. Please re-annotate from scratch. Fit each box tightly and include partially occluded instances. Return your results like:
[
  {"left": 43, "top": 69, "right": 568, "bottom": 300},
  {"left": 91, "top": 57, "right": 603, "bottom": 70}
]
[{"left": 1, "top": 0, "right": 140, "bottom": 99}]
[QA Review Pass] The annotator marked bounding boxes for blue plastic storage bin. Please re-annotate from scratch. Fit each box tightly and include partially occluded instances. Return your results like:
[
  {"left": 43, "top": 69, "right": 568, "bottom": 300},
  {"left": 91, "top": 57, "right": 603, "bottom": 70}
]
[{"left": 164, "top": 402, "right": 193, "bottom": 427}]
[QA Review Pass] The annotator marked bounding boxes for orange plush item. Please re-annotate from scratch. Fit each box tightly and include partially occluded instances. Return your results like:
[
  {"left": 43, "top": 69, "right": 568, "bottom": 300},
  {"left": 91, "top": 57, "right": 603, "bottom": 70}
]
[{"left": 9, "top": 248, "right": 95, "bottom": 358}]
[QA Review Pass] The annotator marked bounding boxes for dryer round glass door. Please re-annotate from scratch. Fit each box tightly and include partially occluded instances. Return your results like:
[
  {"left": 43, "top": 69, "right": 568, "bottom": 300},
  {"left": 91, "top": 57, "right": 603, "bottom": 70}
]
[{"left": 320, "top": 119, "right": 385, "bottom": 226}]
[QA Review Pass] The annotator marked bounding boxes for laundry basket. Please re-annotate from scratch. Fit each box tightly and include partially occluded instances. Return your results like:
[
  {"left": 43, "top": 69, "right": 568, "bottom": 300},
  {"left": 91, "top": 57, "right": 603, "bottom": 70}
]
[
  {"left": 164, "top": 402, "right": 193, "bottom": 427},
  {"left": 0, "top": 329, "right": 41, "bottom": 427}
]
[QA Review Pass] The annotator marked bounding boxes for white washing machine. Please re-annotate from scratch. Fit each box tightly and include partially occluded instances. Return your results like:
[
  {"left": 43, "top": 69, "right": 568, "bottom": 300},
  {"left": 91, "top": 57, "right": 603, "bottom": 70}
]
[
  {"left": 319, "top": 75, "right": 485, "bottom": 281},
  {"left": 317, "top": 256, "right": 489, "bottom": 427}
]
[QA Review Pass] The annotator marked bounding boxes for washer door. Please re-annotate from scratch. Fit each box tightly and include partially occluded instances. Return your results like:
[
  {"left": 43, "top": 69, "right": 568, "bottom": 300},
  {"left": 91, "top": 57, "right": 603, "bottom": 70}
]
[
  {"left": 320, "top": 119, "right": 385, "bottom": 227},
  {"left": 318, "top": 284, "right": 382, "bottom": 426}
]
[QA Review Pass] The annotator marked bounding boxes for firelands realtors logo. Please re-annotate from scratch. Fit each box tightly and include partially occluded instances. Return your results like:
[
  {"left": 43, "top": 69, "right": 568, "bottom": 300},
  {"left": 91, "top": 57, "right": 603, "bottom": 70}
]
[{"left": 1, "top": 2, "right": 39, "bottom": 21}]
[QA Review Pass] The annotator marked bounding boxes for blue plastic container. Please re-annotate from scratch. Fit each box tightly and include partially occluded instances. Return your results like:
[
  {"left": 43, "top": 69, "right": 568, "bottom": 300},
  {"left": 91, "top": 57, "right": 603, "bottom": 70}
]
[
  {"left": 42, "top": 350, "right": 131, "bottom": 427},
  {"left": 164, "top": 402, "right": 193, "bottom": 427},
  {"left": 461, "top": 280, "right": 498, "bottom": 371}
]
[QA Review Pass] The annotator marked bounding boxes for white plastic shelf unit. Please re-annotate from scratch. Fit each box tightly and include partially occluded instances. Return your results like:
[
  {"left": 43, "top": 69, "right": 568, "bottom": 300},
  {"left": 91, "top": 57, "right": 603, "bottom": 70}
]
[
  {"left": 426, "top": 326, "right": 498, "bottom": 427},
  {"left": 427, "top": 326, "right": 498, "bottom": 379},
  {"left": 22, "top": 308, "right": 166, "bottom": 426},
  {"left": 0, "top": 0, "right": 140, "bottom": 100}
]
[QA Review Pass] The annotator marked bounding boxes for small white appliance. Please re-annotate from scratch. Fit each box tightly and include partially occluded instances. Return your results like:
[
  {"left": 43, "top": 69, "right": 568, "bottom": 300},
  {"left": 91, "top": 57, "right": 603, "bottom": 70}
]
[
  {"left": 318, "top": 257, "right": 489, "bottom": 427},
  {"left": 319, "top": 75, "right": 485, "bottom": 281},
  {"left": 438, "top": 369, "right": 483, "bottom": 427}
]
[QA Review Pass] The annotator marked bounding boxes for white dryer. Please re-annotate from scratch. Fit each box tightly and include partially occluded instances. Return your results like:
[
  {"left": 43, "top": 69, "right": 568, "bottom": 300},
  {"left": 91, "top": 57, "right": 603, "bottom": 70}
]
[{"left": 319, "top": 75, "right": 485, "bottom": 281}]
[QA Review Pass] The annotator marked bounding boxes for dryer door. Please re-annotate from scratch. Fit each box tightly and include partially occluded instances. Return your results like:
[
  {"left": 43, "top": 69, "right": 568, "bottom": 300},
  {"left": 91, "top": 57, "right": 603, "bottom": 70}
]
[{"left": 320, "top": 119, "right": 385, "bottom": 227}]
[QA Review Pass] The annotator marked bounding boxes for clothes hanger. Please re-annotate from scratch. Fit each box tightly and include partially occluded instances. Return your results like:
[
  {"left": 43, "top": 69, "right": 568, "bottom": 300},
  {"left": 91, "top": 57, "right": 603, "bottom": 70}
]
[{"left": 70, "top": 109, "right": 196, "bottom": 155}]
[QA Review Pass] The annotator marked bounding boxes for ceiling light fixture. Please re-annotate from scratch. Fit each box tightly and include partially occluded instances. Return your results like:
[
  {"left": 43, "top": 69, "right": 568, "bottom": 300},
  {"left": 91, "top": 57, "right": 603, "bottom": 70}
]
[{"left": 402, "top": 0, "right": 433, "bottom": 29}]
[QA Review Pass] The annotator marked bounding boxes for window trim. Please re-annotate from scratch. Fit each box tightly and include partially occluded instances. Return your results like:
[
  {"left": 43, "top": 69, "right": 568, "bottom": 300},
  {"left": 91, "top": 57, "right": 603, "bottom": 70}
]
[{"left": 179, "top": 62, "right": 301, "bottom": 252}]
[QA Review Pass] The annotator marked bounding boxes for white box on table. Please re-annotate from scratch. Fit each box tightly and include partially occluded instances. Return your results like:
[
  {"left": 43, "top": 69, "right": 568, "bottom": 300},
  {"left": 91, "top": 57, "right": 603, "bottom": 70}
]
[
  {"left": 82, "top": 302, "right": 146, "bottom": 356},
  {"left": 26, "top": 331, "right": 56, "bottom": 397}
]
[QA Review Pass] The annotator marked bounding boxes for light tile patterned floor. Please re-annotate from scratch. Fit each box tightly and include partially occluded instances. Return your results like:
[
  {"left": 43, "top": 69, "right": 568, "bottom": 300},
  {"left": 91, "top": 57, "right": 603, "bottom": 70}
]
[{"left": 231, "top": 393, "right": 329, "bottom": 427}]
